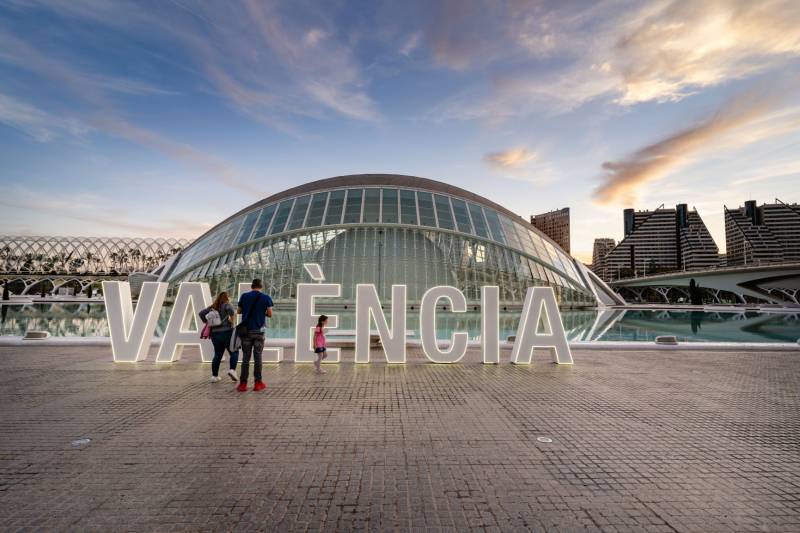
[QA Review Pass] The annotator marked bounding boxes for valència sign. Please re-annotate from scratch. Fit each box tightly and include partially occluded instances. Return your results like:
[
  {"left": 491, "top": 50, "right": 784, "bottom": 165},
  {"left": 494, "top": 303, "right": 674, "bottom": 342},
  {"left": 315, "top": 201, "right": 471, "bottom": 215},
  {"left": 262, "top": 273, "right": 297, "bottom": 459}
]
[{"left": 102, "top": 264, "right": 573, "bottom": 366}]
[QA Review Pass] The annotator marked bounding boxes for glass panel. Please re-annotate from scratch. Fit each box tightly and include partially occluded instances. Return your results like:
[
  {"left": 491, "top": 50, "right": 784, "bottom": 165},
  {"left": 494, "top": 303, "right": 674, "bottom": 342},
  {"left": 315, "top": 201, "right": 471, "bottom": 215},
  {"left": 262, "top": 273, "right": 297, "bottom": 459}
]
[
  {"left": 468, "top": 203, "right": 489, "bottom": 238},
  {"left": 499, "top": 215, "right": 521, "bottom": 250},
  {"left": 381, "top": 188, "right": 398, "bottom": 223},
  {"left": 343, "top": 188, "right": 363, "bottom": 223},
  {"left": 450, "top": 198, "right": 473, "bottom": 234},
  {"left": 363, "top": 188, "right": 380, "bottom": 223},
  {"left": 417, "top": 192, "right": 436, "bottom": 227},
  {"left": 270, "top": 199, "right": 294, "bottom": 235},
  {"left": 324, "top": 190, "right": 346, "bottom": 225},
  {"left": 400, "top": 189, "right": 417, "bottom": 224},
  {"left": 484, "top": 209, "right": 505, "bottom": 244},
  {"left": 434, "top": 194, "right": 454, "bottom": 230},
  {"left": 305, "top": 192, "right": 328, "bottom": 227},
  {"left": 252, "top": 204, "right": 277, "bottom": 239},
  {"left": 235, "top": 209, "right": 260, "bottom": 245},
  {"left": 515, "top": 225, "right": 538, "bottom": 257},
  {"left": 286, "top": 195, "right": 311, "bottom": 230}
]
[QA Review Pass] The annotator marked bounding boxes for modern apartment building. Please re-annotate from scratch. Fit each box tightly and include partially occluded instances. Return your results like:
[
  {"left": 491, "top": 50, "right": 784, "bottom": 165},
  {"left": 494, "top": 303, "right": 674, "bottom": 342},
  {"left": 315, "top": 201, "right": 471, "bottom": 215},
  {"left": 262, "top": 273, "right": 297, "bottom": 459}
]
[
  {"left": 530, "top": 207, "right": 570, "bottom": 253},
  {"left": 590, "top": 238, "right": 616, "bottom": 280},
  {"left": 601, "top": 204, "right": 719, "bottom": 280},
  {"left": 724, "top": 199, "right": 800, "bottom": 266}
]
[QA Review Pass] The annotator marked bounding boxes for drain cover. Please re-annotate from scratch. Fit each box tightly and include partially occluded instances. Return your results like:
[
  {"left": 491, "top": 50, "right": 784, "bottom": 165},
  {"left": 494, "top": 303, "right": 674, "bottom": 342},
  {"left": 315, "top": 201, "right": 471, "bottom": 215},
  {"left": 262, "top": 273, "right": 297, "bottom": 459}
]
[
  {"left": 71, "top": 438, "right": 91, "bottom": 447},
  {"left": 536, "top": 436, "right": 553, "bottom": 443}
]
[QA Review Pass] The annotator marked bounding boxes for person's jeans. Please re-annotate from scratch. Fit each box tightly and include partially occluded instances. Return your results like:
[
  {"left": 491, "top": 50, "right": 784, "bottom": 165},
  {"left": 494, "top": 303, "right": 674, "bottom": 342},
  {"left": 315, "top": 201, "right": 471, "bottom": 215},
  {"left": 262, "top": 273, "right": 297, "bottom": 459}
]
[
  {"left": 210, "top": 329, "right": 239, "bottom": 377},
  {"left": 240, "top": 331, "right": 265, "bottom": 384}
]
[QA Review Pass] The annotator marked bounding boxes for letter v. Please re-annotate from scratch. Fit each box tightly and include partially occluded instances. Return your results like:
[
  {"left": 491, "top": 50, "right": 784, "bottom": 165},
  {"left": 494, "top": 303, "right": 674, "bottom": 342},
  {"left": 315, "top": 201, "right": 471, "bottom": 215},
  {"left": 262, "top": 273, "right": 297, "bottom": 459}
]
[{"left": 103, "top": 281, "right": 167, "bottom": 362}]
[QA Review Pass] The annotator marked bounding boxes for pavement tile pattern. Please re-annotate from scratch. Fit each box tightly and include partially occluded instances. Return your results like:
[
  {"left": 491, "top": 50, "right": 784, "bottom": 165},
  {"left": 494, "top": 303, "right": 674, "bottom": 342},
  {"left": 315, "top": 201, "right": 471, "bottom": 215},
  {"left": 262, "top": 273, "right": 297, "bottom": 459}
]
[{"left": 0, "top": 345, "right": 798, "bottom": 532}]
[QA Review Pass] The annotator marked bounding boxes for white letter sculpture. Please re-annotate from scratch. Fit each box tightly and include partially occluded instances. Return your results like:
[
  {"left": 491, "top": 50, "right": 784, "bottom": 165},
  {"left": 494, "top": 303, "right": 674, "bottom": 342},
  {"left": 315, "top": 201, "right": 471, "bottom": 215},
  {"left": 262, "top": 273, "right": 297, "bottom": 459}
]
[
  {"left": 156, "top": 282, "right": 214, "bottom": 363},
  {"left": 295, "top": 283, "right": 340, "bottom": 363},
  {"left": 104, "top": 281, "right": 166, "bottom": 362},
  {"left": 420, "top": 286, "right": 468, "bottom": 363},
  {"left": 355, "top": 284, "right": 407, "bottom": 363},
  {"left": 481, "top": 286, "right": 500, "bottom": 364},
  {"left": 511, "top": 287, "right": 573, "bottom": 365}
]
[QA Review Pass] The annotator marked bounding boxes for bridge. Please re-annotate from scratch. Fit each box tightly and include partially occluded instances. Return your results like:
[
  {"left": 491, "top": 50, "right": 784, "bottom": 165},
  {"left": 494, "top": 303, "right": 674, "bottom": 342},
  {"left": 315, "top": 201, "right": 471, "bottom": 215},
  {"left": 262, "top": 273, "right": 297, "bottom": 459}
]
[{"left": 610, "top": 263, "right": 800, "bottom": 305}]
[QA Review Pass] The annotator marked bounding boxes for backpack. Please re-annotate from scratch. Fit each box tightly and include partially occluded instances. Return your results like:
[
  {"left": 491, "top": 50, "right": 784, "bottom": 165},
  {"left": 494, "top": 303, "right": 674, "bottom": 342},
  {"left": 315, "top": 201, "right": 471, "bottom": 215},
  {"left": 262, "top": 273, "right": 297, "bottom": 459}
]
[{"left": 205, "top": 307, "right": 223, "bottom": 327}]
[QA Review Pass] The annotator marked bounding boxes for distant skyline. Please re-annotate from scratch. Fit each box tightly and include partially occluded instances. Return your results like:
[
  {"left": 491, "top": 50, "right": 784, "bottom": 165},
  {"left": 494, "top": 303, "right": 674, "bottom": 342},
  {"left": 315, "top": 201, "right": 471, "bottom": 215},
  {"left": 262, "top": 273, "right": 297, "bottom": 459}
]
[{"left": 1, "top": 0, "right": 799, "bottom": 263}]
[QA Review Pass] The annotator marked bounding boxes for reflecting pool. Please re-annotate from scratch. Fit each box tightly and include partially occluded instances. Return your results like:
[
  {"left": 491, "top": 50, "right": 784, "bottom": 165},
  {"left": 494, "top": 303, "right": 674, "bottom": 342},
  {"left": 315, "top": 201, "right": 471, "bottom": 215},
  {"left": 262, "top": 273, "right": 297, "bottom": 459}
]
[{"left": 1, "top": 303, "right": 799, "bottom": 343}]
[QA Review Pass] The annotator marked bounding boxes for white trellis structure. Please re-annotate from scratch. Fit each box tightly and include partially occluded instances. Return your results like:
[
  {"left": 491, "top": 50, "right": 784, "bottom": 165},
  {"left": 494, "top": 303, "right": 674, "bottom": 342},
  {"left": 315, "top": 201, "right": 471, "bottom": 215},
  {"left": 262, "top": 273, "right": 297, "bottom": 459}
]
[{"left": 0, "top": 236, "right": 190, "bottom": 295}]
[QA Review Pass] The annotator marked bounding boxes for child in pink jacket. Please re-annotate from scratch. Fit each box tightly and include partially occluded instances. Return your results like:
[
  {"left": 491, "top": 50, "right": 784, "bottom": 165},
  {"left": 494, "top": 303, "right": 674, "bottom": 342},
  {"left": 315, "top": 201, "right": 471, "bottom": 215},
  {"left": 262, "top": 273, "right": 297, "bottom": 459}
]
[{"left": 314, "top": 314, "right": 328, "bottom": 374}]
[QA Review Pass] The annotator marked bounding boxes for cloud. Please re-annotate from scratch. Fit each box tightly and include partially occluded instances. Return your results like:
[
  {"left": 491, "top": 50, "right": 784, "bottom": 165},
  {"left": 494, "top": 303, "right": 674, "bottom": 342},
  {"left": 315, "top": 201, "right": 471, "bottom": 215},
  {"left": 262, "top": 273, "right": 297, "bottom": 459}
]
[
  {"left": 483, "top": 147, "right": 537, "bottom": 169},
  {"left": 482, "top": 146, "right": 557, "bottom": 185},
  {"left": 592, "top": 86, "right": 796, "bottom": 205},
  {"left": 0, "top": 22, "right": 255, "bottom": 193},
  {"left": 400, "top": 32, "right": 421, "bottom": 56},
  {"left": 422, "top": 0, "right": 800, "bottom": 121},
  {"left": 3, "top": 1, "right": 380, "bottom": 131},
  {"left": 147, "top": 1, "right": 379, "bottom": 125},
  {"left": 91, "top": 116, "right": 261, "bottom": 195},
  {"left": 730, "top": 161, "right": 800, "bottom": 186},
  {"left": 0, "top": 92, "right": 90, "bottom": 141},
  {"left": 0, "top": 186, "right": 210, "bottom": 238},
  {"left": 612, "top": 0, "right": 800, "bottom": 105}
]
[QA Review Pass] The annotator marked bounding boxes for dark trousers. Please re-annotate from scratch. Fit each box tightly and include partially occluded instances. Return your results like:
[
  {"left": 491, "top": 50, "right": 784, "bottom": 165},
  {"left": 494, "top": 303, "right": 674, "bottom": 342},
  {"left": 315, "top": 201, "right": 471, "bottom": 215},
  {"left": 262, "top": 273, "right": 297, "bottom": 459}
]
[
  {"left": 240, "top": 331, "right": 265, "bottom": 384},
  {"left": 210, "top": 329, "right": 239, "bottom": 377}
]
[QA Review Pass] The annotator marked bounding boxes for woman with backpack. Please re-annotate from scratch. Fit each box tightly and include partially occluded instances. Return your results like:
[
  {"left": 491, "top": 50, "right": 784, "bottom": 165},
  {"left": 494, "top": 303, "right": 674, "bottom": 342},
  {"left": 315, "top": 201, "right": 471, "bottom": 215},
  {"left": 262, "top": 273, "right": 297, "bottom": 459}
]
[{"left": 199, "top": 291, "right": 239, "bottom": 383}]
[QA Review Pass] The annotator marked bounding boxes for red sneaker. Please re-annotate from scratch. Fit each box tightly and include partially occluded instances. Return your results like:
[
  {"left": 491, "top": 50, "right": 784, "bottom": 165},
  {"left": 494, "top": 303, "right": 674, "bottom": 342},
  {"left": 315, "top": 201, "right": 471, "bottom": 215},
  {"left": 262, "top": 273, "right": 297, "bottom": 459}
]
[
  {"left": 236, "top": 383, "right": 248, "bottom": 392},
  {"left": 253, "top": 380, "right": 266, "bottom": 392}
]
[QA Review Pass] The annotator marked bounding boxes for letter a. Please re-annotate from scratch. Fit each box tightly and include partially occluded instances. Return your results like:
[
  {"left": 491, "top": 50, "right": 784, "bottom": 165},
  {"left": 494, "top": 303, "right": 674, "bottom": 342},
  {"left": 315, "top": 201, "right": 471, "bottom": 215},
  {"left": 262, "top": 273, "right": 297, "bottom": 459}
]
[
  {"left": 103, "top": 281, "right": 166, "bottom": 362},
  {"left": 511, "top": 287, "right": 573, "bottom": 365},
  {"left": 156, "top": 282, "right": 214, "bottom": 363}
]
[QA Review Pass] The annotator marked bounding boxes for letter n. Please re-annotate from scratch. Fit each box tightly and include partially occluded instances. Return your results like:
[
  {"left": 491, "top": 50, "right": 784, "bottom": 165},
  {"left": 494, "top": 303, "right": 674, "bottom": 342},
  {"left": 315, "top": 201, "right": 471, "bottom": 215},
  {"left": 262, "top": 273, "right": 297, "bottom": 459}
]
[{"left": 355, "top": 284, "right": 406, "bottom": 363}]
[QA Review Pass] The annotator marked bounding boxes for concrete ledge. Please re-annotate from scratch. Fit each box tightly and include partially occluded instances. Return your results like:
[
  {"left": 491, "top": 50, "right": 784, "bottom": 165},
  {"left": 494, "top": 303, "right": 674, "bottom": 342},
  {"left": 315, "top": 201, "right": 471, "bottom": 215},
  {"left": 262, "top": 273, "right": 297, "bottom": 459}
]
[{"left": 1, "top": 336, "right": 797, "bottom": 352}]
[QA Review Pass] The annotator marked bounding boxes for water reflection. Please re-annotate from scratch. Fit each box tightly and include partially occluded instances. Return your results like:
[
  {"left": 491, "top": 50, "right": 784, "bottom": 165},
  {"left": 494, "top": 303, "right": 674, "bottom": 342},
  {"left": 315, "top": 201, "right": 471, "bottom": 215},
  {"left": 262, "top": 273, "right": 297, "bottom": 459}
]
[{"left": 0, "top": 303, "right": 798, "bottom": 343}]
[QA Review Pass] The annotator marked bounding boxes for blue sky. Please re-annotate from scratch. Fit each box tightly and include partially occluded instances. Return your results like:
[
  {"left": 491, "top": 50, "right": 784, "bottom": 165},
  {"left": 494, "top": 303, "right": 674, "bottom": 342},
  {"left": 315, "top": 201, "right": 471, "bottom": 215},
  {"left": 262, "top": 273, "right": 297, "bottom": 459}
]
[{"left": 1, "top": 0, "right": 799, "bottom": 262}]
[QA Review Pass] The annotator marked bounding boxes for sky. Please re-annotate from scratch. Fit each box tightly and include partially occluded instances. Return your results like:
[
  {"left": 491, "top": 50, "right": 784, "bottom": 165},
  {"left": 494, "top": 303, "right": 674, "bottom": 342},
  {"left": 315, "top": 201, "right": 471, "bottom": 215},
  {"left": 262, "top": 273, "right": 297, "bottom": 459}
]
[{"left": 1, "top": 0, "right": 799, "bottom": 263}]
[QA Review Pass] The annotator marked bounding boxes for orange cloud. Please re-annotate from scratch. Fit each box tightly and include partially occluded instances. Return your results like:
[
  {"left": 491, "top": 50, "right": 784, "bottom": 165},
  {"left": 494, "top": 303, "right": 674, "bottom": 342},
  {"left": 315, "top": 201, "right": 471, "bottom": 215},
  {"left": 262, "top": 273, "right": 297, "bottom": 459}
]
[
  {"left": 483, "top": 147, "right": 537, "bottom": 169},
  {"left": 593, "top": 87, "right": 793, "bottom": 205}
]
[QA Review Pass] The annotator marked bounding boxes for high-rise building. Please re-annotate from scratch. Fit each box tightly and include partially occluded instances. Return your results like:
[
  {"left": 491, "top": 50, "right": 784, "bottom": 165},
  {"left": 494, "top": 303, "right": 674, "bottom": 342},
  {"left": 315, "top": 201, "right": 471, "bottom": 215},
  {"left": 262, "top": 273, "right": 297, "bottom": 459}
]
[
  {"left": 530, "top": 207, "right": 570, "bottom": 253},
  {"left": 724, "top": 199, "right": 800, "bottom": 266},
  {"left": 591, "top": 238, "right": 615, "bottom": 280},
  {"left": 601, "top": 204, "right": 718, "bottom": 280}
]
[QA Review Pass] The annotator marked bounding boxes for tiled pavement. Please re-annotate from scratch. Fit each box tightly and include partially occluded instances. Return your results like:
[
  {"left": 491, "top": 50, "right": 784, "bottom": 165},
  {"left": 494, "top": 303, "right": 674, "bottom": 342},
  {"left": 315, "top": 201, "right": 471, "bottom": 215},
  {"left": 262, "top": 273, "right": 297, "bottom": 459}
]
[{"left": 0, "top": 345, "right": 798, "bottom": 532}]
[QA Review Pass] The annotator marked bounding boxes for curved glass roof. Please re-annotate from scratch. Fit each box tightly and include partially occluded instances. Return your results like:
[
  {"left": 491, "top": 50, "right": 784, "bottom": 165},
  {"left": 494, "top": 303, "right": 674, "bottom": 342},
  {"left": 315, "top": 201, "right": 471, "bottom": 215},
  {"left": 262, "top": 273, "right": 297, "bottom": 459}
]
[{"left": 165, "top": 175, "right": 587, "bottom": 291}]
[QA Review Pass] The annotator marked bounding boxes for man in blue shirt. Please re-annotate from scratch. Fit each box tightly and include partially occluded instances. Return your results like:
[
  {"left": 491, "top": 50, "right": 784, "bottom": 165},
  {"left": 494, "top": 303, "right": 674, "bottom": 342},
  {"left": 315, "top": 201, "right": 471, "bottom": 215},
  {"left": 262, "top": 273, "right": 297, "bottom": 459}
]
[{"left": 236, "top": 278, "right": 274, "bottom": 392}]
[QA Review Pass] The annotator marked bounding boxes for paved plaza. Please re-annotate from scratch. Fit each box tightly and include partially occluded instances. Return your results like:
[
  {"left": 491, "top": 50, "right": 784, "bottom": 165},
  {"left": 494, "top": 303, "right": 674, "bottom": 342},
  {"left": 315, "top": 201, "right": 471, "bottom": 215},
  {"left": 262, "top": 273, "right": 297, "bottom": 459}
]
[{"left": 0, "top": 345, "right": 798, "bottom": 532}]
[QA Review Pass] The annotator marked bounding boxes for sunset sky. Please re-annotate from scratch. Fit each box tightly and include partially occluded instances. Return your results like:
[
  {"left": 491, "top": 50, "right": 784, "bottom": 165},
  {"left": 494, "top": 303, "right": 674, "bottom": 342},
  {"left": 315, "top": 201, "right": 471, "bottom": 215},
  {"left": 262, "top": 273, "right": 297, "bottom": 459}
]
[{"left": 1, "top": 0, "right": 799, "bottom": 263}]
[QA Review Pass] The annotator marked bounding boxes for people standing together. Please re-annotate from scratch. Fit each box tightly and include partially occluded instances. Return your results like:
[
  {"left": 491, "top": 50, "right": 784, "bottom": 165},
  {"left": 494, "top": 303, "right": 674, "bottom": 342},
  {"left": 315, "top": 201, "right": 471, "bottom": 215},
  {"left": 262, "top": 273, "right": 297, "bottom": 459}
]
[{"left": 200, "top": 278, "right": 329, "bottom": 391}]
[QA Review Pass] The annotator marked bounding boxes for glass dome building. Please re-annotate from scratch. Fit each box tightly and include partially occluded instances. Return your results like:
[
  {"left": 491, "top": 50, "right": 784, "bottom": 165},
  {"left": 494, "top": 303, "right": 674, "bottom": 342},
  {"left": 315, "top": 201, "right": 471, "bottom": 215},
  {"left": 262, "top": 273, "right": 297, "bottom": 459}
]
[{"left": 162, "top": 175, "right": 608, "bottom": 307}]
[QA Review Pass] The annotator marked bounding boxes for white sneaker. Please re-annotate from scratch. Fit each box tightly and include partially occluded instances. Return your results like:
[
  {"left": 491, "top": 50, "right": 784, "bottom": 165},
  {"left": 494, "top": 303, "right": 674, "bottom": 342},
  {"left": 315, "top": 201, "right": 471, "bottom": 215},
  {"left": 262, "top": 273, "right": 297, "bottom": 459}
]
[
  {"left": 227, "top": 369, "right": 238, "bottom": 382},
  {"left": 315, "top": 368, "right": 327, "bottom": 374},
  {"left": 211, "top": 376, "right": 221, "bottom": 383}
]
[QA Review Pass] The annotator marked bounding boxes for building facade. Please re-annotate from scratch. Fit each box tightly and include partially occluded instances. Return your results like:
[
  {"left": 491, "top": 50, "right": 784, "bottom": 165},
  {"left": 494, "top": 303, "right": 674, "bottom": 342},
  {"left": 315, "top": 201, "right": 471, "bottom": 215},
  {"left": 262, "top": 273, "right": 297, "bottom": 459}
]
[
  {"left": 724, "top": 199, "right": 800, "bottom": 266},
  {"left": 591, "top": 238, "right": 616, "bottom": 280},
  {"left": 530, "top": 207, "right": 570, "bottom": 253},
  {"left": 601, "top": 204, "right": 718, "bottom": 280},
  {"left": 163, "top": 175, "right": 607, "bottom": 307}
]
